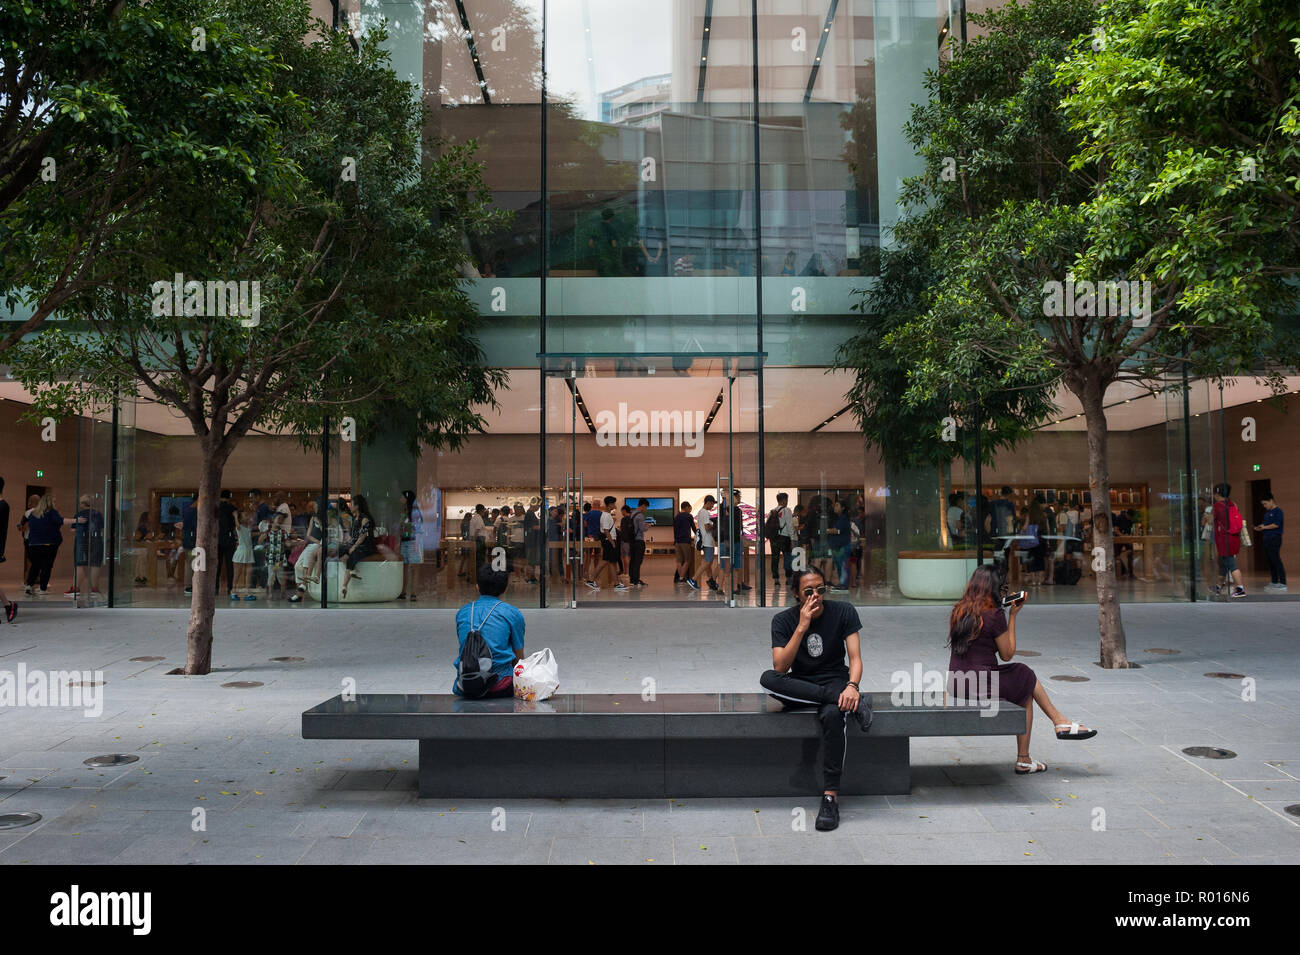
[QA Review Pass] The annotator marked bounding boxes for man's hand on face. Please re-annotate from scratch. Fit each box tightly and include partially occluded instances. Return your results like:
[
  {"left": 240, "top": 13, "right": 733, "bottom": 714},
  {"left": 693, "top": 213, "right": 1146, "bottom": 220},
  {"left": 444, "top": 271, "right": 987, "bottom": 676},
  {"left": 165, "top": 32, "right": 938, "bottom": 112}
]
[{"left": 799, "top": 589, "right": 822, "bottom": 627}]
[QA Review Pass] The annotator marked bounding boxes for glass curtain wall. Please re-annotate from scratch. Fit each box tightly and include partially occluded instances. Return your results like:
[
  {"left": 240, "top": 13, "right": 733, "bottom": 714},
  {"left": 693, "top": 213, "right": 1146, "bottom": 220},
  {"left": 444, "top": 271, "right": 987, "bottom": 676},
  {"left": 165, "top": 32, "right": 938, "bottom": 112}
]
[{"left": 34, "top": 1, "right": 1258, "bottom": 612}]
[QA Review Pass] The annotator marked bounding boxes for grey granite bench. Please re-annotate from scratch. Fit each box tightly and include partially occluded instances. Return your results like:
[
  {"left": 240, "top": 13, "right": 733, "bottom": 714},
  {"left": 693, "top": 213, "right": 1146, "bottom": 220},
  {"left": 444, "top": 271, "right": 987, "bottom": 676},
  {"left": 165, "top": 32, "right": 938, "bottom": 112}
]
[{"left": 301, "top": 692, "right": 1026, "bottom": 797}]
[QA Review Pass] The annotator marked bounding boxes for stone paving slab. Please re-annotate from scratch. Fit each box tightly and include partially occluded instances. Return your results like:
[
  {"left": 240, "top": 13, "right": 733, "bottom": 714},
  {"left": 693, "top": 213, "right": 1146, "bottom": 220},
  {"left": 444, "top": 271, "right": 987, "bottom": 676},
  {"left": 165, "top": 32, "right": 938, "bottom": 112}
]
[{"left": 0, "top": 603, "right": 1297, "bottom": 864}]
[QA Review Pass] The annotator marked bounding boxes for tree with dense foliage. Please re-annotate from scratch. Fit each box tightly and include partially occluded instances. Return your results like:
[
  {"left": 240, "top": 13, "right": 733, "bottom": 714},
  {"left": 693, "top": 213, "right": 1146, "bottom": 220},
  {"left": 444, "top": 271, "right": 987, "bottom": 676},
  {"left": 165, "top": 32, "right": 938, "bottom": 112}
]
[
  {"left": 0, "top": 0, "right": 296, "bottom": 351},
  {"left": 13, "top": 2, "right": 507, "bottom": 673},
  {"left": 837, "top": 0, "right": 1296, "bottom": 668}
]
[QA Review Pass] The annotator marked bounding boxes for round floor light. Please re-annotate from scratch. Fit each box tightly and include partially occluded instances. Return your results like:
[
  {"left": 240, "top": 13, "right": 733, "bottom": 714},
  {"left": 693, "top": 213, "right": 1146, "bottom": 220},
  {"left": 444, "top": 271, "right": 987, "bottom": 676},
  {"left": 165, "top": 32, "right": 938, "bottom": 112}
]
[
  {"left": 268, "top": 657, "right": 305, "bottom": 663},
  {"left": 1144, "top": 648, "right": 1180, "bottom": 655},
  {"left": 1051, "top": 675, "right": 1090, "bottom": 682},
  {"left": 130, "top": 656, "right": 165, "bottom": 662},
  {"left": 221, "top": 681, "right": 264, "bottom": 689},
  {"left": 0, "top": 812, "right": 41, "bottom": 830},
  {"left": 1182, "top": 746, "right": 1236, "bottom": 759},
  {"left": 83, "top": 754, "right": 140, "bottom": 767},
  {"left": 1204, "top": 672, "right": 1245, "bottom": 679}
]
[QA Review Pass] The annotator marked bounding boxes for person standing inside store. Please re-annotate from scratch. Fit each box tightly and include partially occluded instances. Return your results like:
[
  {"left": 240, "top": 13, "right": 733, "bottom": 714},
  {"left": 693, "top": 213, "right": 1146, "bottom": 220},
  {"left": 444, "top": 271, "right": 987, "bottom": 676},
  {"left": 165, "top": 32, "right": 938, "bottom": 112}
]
[
  {"left": 582, "top": 501, "right": 601, "bottom": 581},
  {"left": 629, "top": 498, "right": 649, "bottom": 587},
  {"left": 618, "top": 503, "right": 634, "bottom": 585},
  {"left": 70, "top": 494, "right": 105, "bottom": 598},
  {"left": 673, "top": 500, "right": 698, "bottom": 590},
  {"left": 760, "top": 567, "right": 872, "bottom": 832},
  {"left": 946, "top": 493, "right": 965, "bottom": 548},
  {"left": 827, "top": 497, "right": 853, "bottom": 592},
  {"left": 698, "top": 494, "right": 719, "bottom": 592},
  {"left": 247, "top": 489, "right": 270, "bottom": 590},
  {"left": 399, "top": 490, "right": 424, "bottom": 600},
  {"left": 214, "top": 490, "right": 239, "bottom": 597},
  {"left": 523, "top": 498, "right": 543, "bottom": 586},
  {"left": 1212, "top": 483, "right": 1247, "bottom": 598},
  {"left": 1255, "top": 493, "right": 1286, "bottom": 592},
  {"left": 24, "top": 494, "right": 71, "bottom": 596},
  {"left": 468, "top": 503, "right": 488, "bottom": 577},
  {"left": 768, "top": 492, "right": 794, "bottom": 587},
  {"left": 720, "top": 489, "right": 752, "bottom": 592},
  {"left": 585, "top": 496, "right": 621, "bottom": 591}
]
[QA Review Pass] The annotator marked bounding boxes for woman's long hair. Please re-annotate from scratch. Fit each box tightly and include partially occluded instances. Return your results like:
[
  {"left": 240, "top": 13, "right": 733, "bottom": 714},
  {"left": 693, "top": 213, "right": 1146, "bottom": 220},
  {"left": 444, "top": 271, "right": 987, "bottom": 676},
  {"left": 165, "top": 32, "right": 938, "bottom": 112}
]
[
  {"left": 948, "top": 565, "right": 1000, "bottom": 655},
  {"left": 353, "top": 494, "right": 374, "bottom": 524},
  {"left": 33, "top": 494, "right": 54, "bottom": 518},
  {"left": 403, "top": 490, "right": 416, "bottom": 520}
]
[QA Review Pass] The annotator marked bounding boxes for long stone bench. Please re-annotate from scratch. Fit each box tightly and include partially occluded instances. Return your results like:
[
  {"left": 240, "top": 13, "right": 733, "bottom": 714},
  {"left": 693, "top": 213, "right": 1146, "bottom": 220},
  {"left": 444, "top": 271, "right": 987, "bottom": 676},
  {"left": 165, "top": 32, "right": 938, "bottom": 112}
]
[{"left": 301, "top": 692, "right": 1026, "bottom": 797}]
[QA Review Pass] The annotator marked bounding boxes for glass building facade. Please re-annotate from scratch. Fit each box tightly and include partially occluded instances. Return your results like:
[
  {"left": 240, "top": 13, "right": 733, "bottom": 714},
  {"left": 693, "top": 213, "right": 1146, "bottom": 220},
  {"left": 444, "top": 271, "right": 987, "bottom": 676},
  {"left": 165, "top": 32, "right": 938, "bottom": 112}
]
[{"left": 2, "top": 0, "right": 1297, "bottom": 611}]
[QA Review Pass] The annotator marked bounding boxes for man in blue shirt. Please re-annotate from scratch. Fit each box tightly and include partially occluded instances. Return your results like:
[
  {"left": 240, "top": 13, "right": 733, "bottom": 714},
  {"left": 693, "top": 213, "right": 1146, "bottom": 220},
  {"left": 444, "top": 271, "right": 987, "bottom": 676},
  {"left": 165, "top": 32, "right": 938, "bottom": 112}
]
[
  {"left": 1255, "top": 494, "right": 1286, "bottom": 592},
  {"left": 452, "top": 564, "right": 526, "bottom": 697}
]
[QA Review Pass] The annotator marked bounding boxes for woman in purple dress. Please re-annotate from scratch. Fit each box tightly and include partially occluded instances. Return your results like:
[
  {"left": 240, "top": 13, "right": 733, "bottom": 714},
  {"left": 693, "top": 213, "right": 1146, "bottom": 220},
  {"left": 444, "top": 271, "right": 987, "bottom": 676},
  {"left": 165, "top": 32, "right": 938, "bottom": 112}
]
[{"left": 947, "top": 565, "right": 1097, "bottom": 774}]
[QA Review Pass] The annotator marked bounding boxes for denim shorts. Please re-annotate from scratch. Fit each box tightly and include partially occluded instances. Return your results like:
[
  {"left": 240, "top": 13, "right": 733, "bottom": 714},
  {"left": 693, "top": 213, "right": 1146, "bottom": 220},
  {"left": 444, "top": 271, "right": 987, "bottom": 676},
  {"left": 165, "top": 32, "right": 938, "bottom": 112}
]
[
  {"left": 1218, "top": 554, "right": 1238, "bottom": 575},
  {"left": 703, "top": 546, "right": 715, "bottom": 563}
]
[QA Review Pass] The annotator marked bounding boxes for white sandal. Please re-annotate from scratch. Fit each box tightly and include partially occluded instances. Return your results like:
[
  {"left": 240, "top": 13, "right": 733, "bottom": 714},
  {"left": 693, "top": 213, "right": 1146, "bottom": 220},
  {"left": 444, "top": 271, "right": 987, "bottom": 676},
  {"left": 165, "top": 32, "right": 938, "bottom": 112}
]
[
  {"left": 1054, "top": 721, "right": 1097, "bottom": 740},
  {"left": 1015, "top": 757, "right": 1047, "bottom": 775}
]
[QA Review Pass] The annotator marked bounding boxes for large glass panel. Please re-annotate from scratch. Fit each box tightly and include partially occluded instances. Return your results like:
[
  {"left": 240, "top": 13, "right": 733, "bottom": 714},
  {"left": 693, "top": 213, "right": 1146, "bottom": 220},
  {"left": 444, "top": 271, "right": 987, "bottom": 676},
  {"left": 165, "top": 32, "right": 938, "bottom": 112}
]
[{"left": 542, "top": 0, "right": 759, "bottom": 356}]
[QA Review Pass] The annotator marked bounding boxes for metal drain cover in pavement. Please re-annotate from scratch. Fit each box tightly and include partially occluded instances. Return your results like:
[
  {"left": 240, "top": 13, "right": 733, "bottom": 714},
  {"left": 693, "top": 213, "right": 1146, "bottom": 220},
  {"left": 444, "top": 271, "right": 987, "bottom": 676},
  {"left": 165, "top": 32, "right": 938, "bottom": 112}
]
[
  {"left": 1051, "top": 675, "right": 1090, "bottom": 682},
  {"left": 0, "top": 812, "right": 42, "bottom": 830},
  {"left": 1015, "top": 650, "right": 1041, "bottom": 657},
  {"left": 1204, "top": 672, "right": 1245, "bottom": 679},
  {"left": 83, "top": 754, "right": 140, "bottom": 768},
  {"left": 221, "top": 681, "right": 264, "bottom": 689},
  {"left": 1182, "top": 746, "right": 1236, "bottom": 760},
  {"left": 1144, "top": 648, "right": 1180, "bottom": 655},
  {"left": 269, "top": 656, "right": 305, "bottom": 663},
  {"left": 130, "top": 656, "right": 165, "bottom": 662},
  {"left": 1285, "top": 805, "right": 1300, "bottom": 818}
]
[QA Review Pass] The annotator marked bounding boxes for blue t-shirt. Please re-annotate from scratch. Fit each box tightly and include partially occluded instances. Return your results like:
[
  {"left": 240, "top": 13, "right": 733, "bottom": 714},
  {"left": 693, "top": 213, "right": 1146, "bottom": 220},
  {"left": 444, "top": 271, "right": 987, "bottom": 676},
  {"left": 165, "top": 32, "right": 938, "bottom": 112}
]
[
  {"left": 833, "top": 512, "right": 852, "bottom": 552},
  {"left": 673, "top": 511, "right": 695, "bottom": 543},
  {"left": 583, "top": 509, "right": 601, "bottom": 538},
  {"left": 452, "top": 597, "right": 526, "bottom": 694},
  {"left": 1262, "top": 506, "right": 1283, "bottom": 543}
]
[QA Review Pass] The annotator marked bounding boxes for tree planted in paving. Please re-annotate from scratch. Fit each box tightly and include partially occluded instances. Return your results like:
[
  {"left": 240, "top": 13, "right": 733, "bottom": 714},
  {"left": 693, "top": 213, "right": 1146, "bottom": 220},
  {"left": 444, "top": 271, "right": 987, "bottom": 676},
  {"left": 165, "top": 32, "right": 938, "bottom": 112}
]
[
  {"left": 13, "top": 3, "right": 507, "bottom": 674},
  {"left": 836, "top": 0, "right": 1295, "bottom": 668}
]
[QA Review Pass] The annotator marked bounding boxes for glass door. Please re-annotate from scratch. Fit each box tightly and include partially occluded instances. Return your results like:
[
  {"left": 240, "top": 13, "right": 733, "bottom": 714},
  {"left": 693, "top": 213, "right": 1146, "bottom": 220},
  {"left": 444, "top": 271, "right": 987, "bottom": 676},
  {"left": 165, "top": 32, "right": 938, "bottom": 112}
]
[{"left": 542, "top": 353, "right": 761, "bottom": 607}]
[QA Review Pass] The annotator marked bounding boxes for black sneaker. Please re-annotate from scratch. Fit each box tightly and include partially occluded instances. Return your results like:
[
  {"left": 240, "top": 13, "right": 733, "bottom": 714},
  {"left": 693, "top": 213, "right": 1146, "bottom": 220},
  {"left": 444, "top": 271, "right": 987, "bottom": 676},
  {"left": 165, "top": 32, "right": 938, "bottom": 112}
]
[
  {"left": 673, "top": 572, "right": 680, "bottom": 583},
  {"left": 707, "top": 578, "right": 719, "bottom": 592},
  {"left": 853, "top": 695, "right": 873, "bottom": 732},
  {"left": 815, "top": 794, "right": 839, "bottom": 831},
  {"left": 4, "top": 602, "right": 15, "bottom": 623}
]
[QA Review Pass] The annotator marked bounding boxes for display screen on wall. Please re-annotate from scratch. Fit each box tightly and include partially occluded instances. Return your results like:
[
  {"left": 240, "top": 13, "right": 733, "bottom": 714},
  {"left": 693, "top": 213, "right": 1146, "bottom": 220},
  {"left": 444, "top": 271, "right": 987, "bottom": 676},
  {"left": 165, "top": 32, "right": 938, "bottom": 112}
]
[
  {"left": 625, "top": 497, "right": 674, "bottom": 527},
  {"left": 159, "top": 495, "right": 193, "bottom": 525}
]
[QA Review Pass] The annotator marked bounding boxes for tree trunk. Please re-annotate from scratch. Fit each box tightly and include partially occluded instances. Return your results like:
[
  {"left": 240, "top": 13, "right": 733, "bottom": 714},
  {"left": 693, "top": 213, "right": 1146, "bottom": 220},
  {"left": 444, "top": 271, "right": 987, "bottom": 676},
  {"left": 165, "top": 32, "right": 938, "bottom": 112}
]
[
  {"left": 185, "top": 448, "right": 225, "bottom": 675},
  {"left": 1079, "top": 377, "right": 1130, "bottom": 668}
]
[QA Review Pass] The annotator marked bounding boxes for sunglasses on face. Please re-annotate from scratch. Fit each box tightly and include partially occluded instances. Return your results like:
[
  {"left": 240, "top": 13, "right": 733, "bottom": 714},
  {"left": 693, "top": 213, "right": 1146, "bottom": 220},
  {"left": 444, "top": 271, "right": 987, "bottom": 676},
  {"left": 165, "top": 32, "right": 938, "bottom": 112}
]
[{"left": 801, "top": 586, "right": 827, "bottom": 597}]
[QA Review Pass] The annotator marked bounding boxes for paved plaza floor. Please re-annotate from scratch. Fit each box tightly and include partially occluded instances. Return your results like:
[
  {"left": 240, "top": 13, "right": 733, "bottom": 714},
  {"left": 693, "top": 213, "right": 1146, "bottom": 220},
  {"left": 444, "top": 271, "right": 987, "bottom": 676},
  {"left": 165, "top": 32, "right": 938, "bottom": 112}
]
[{"left": 0, "top": 602, "right": 1297, "bottom": 865}]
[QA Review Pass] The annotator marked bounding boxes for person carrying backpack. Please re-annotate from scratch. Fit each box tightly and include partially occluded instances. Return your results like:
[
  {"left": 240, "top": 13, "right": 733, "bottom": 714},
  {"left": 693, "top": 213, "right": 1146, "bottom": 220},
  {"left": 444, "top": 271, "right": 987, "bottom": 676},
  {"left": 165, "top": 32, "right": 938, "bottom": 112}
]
[
  {"left": 1212, "top": 483, "right": 1247, "bottom": 598},
  {"left": 765, "top": 492, "right": 793, "bottom": 587},
  {"left": 453, "top": 565, "right": 526, "bottom": 698}
]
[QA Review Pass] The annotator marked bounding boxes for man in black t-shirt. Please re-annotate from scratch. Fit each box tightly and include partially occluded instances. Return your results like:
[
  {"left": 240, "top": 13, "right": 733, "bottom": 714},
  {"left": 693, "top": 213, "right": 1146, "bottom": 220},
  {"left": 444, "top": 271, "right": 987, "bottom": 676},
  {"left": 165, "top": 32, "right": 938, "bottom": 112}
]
[{"left": 761, "top": 567, "right": 871, "bottom": 831}]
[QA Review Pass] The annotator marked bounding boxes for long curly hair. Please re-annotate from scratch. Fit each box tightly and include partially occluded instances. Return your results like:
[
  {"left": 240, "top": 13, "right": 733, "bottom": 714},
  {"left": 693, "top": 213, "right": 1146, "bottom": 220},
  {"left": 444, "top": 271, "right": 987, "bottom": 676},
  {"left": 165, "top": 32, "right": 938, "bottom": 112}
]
[{"left": 948, "top": 565, "right": 1001, "bottom": 655}]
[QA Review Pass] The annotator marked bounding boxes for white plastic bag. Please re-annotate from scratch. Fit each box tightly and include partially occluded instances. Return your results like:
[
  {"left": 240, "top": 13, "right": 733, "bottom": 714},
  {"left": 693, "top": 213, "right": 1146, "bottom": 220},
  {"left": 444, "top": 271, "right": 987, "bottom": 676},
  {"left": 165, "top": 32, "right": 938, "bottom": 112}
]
[{"left": 513, "top": 648, "right": 559, "bottom": 701}]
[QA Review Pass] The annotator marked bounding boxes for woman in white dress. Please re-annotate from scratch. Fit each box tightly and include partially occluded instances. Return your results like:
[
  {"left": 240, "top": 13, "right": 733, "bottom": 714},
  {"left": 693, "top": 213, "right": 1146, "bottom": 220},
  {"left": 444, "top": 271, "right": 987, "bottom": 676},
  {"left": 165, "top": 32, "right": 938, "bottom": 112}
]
[{"left": 231, "top": 508, "right": 254, "bottom": 600}]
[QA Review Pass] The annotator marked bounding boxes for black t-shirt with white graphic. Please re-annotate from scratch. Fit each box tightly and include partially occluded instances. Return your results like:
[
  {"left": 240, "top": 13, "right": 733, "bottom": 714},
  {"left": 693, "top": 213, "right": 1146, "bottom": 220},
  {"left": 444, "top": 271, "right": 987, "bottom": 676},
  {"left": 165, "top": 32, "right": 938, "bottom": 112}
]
[{"left": 770, "top": 600, "right": 862, "bottom": 679}]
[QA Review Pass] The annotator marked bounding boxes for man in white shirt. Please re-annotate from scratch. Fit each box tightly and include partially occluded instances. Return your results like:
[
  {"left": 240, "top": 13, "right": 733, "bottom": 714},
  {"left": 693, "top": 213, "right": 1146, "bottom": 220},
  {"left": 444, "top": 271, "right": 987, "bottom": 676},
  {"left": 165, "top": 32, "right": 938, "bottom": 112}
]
[
  {"left": 699, "top": 495, "right": 719, "bottom": 592},
  {"left": 468, "top": 504, "right": 487, "bottom": 574}
]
